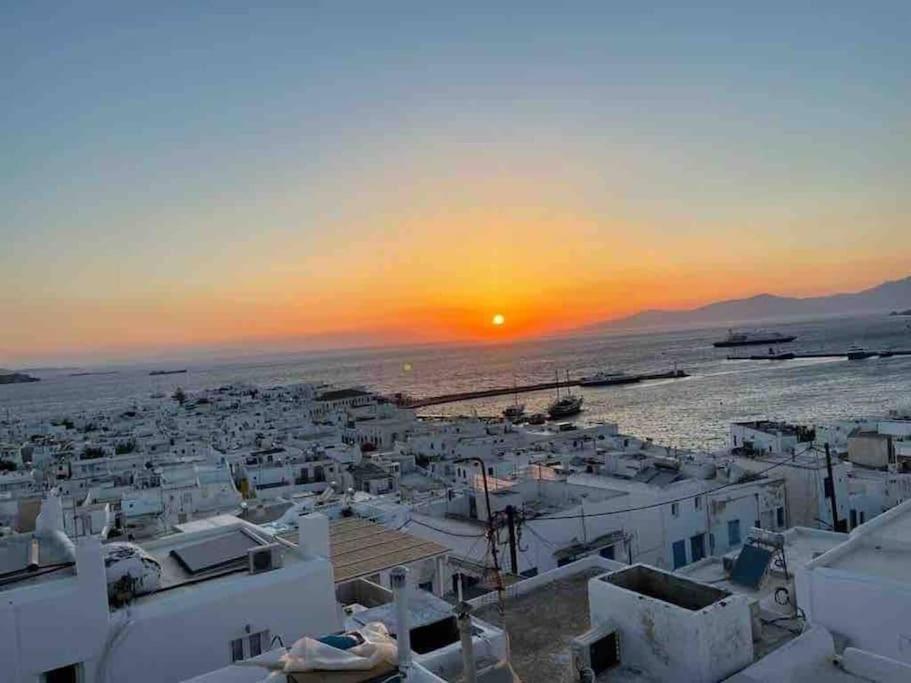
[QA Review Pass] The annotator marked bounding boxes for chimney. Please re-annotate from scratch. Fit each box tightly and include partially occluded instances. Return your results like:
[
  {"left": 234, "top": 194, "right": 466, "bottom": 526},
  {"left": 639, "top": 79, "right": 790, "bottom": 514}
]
[
  {"left": 297, "top": 512, "right": 330, "bottom": 559},
  {"left": 35, "top": 489, "right": 65, "bottom": 536},
  {"left": 454, "top": 601, "right": 477, "bottom": 683}
]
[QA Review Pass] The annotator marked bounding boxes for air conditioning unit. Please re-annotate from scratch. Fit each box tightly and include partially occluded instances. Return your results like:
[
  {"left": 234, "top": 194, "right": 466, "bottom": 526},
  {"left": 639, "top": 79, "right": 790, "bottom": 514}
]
[
  {"left": 248, "top": 544, "right": 283, "bottom": 574},
  {"left": 570, "top": 624, "right": 620, "bottom": 680}
]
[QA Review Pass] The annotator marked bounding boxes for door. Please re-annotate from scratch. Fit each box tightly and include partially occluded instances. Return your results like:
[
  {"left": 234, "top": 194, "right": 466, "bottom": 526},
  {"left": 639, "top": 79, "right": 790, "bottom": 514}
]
[
  {"left": 672, "top": 540, "right": 687, "bottom": 569},
  {"left": 690, "top": 534, "right": 705, "bottom": 563}
]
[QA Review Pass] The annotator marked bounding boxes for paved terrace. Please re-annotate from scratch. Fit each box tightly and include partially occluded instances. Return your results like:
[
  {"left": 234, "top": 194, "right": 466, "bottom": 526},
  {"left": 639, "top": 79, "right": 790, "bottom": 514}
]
[{"left": 474, "top": 567, "right": 604, "bottom": 683}]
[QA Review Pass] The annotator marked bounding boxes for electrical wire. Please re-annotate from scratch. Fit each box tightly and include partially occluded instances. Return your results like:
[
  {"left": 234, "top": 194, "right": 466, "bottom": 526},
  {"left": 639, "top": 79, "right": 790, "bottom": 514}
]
[{"left": 522, "top": 522, "right": 558, "bottom": 549}]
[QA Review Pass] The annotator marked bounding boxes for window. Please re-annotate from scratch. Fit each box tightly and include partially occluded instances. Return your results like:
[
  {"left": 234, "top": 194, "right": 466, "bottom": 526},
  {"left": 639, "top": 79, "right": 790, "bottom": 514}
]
[
  {"left": 672, "top": 539, "right": 687, "bottom": 569},
  {"left": 859, "top": 511, "right": 866, "bottom": 524},
  {"left": 850, "top": 509, "right": 858, "bottom": 529},
  {"left": 488, "top": 467, "right": 494, "bottom": 476},
  {"left": 728, "top": 519, "right": 741, "bottom": 546},
  {"left": 43, "top": 664, "right": 81, "bottom": 683},
  {"left": 690, "top": 534, "right": 705, "bottom": 562},
  {"left": 776, "top": 506, "right": 785, "bottom": 528},
  {"left": 694, "top": 496, "right": 702, "bottom": 511},
  {"left": 671, "top": 502, "right": 679, "bottom": 517},
  {"left": 249, "top": 632, "right": 264, "bottom": 658},
  {"left": 231, "top": 631, "right": 269, "bottom": 662}
]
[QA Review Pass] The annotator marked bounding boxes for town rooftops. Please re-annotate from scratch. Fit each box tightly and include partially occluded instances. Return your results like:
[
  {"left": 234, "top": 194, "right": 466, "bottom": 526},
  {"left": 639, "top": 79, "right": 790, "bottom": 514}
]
[
  {"left": 316, "top": 388, "right": 371, "bottom": 402},
  {"left": 734, "top": 420, "right": 803, "bottom": 434}
]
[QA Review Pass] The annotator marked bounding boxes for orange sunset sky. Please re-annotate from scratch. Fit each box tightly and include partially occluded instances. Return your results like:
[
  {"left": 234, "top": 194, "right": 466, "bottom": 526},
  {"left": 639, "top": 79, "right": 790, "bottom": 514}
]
[{"left": 2, "top": 4, "right": 910, "bottom": 364}]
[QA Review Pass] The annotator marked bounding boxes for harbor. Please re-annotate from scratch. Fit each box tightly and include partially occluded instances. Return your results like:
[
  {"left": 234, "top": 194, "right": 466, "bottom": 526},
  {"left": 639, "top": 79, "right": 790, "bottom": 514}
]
[{"left": 395, "top": 368, "right": 689, "bottom": 408}]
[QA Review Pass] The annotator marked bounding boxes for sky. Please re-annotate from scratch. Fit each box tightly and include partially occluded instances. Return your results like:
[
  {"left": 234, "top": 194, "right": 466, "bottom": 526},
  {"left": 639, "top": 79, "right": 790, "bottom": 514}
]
[{"left": 2, "top": 2, "right": 910, "bottom": 364}]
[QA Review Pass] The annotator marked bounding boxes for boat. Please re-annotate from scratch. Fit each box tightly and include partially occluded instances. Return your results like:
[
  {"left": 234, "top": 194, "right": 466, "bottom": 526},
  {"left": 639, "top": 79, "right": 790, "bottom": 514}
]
[
  {"left": 548, "top": 395, "right": 583, "bottom": 419},
  {"left": 846, "top": 346, "right": 876, "bottom": 361},
  {"left": 578, "top": 371, "right": 641, "bottom": 387},
  {"left": 713, "top": 330, "right": 797, "bottom": 348},
  {"left": 149, "top": 369, "right": 188, "bottom": 376},
  {"left": 502, "top": 380, "right": 525, "bottom": 421},
  {"left": 526, "top": 413, "right": 547, "bottom": 425},
  {"left": 547, "top": 370, "right": 583, "bottom": 419}
]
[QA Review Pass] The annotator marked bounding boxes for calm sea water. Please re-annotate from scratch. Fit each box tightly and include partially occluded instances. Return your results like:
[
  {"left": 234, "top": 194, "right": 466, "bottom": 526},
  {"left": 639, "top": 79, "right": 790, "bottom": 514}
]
[{"left": 3, "top": 314, "right": 910, "bottom": 450}]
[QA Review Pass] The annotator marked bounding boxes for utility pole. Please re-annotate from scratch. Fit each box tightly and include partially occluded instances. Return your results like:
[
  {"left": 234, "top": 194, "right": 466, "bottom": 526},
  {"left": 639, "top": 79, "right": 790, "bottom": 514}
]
[
  {"left": 456, "top": 457, "right": 505, "bottom": 604},
  {"left": 505, "top": 505, "right": 519, "bottom": 575},
  {"left": 825, "top": 443, "right": 846, "bottom": 532}
]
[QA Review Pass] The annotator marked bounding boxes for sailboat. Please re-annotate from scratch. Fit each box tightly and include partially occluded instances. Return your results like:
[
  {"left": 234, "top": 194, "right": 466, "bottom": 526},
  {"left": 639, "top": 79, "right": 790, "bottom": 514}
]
[
  {"left": 547, "top": 370, "right": 583, "bottom": 419},
  {"left": 502, "top": 379, "right": 525, "bottom": 421}
]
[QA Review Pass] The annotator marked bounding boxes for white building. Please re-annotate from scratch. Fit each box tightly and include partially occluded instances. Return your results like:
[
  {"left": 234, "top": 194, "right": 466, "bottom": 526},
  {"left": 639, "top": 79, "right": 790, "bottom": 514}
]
[
  {"left": 797, "top": 497, "right": 911, "bottom": 666},
  {"left": 0, "top": 496, "right": 339, "bottom": 683}
]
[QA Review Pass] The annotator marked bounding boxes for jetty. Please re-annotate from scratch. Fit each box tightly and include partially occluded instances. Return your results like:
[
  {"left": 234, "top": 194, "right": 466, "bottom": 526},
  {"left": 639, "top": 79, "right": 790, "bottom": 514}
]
[
  {"left": 396, "top": 368, "right": 688, "bottom": 408},
  {"left": 726, "top": 350, "right": 911, "bottom": 361}
]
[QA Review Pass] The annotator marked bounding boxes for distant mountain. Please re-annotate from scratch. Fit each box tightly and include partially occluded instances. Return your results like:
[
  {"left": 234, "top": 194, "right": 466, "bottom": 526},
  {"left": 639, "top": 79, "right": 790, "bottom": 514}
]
[{"left": 589, "top": 276, "right": 911, "bottom": 331}]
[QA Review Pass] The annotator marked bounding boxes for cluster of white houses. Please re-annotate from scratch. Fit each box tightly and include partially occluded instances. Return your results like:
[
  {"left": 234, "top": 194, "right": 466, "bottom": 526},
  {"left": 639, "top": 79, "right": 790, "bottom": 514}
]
[{"left": 2, "top": 384, "right": 911, "bottom": 681}]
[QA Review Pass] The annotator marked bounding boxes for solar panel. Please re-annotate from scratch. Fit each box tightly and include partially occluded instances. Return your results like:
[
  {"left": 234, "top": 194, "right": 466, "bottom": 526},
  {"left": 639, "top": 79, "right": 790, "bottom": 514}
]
[
  {"left": 170, "top": 529, "right": 262, "bottom": 574},
  {"left": 730, "top": 544, "right": 773, "bottom": 589}
]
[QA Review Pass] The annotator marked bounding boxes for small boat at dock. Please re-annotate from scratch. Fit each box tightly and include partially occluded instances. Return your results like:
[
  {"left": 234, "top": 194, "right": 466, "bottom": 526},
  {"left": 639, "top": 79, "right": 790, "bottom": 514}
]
[{"left": 547, "top": 370, "right": 583, "bottom": 418}]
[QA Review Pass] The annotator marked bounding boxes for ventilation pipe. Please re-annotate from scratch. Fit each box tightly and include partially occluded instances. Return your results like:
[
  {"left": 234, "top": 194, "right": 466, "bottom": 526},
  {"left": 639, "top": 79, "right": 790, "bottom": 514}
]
[{"left": 390, "top": 566, "right": 412, "bottom": 678}]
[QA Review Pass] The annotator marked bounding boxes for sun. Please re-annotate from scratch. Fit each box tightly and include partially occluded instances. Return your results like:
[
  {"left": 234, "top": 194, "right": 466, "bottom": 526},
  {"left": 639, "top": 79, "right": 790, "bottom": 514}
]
[{"left": 492, "top": 313, "right": 505, "bottom": 326}]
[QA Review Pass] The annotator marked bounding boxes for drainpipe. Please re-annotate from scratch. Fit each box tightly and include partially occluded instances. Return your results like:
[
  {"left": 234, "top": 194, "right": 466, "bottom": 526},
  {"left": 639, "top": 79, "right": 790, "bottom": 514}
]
[
  {"left": 454, "top": 601, "right": 477, "bottom": 683},
  {"left": 391, "top": 566, "right": 412, "bottom": 678}
]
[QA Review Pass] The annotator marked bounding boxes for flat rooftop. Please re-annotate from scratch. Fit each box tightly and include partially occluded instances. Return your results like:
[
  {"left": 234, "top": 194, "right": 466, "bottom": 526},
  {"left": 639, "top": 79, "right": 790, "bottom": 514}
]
[
  {"left": 0, "top": 532, "right": 75, "bottom": 592},
  {"left": 130, "top": 521, "right": 307, "bottom": 605},
  {"left": 474, "top": 567, "right": 603, "bottom": 683},
  {"left": 825, "top": 540, "right": 911, "bottom": 583},
  {"left": 811, "top": 501, "right": 911, "bottom": 584},
  {"left": 602, "top": 564, "right": 730, "bottom": 611}
]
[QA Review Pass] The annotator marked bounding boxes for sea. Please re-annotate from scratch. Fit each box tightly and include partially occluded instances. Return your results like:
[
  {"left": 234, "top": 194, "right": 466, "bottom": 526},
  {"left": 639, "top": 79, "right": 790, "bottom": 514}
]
[{"left": 3, "top": 314, "right": 910, "bottom": 451}]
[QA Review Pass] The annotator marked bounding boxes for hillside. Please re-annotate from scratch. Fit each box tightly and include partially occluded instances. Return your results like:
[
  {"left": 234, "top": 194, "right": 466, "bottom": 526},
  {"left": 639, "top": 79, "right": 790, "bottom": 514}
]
[{"left": 590, "top": 276, "right": 911, "bottom": 330}]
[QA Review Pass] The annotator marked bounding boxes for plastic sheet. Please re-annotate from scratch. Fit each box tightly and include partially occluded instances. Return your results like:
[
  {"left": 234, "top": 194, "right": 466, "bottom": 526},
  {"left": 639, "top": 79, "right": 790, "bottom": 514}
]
[
  {"left": 236, "top": 622, "right": 397, "bottom": 675},
  {"left": 281, "top": 622, "right": 397, "bottom": 672}
]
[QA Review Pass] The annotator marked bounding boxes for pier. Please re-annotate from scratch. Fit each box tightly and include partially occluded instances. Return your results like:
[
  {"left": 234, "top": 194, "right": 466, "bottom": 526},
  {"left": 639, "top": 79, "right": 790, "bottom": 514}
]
[
  {"left": 726, "top": 350, "right": 911, "bottom": 361},
  {"left": 397, "top": 368, "right": 689, "bottom": 408}
]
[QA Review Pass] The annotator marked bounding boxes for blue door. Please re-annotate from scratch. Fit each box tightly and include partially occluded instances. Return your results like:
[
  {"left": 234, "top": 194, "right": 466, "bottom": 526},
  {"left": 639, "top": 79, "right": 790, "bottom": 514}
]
[
  {"left": 728, "top": 519, "right": 741, "bottom": 547},
  {"left": 691, "top": 534, "right": 705, "bottom": 562},
  {"left": 672, "top": 540, "right": 687, "bottom": 569}
]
